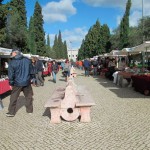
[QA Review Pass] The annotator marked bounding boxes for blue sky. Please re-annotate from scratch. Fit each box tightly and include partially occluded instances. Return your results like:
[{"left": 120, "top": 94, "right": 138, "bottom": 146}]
[{"left": 3, "top": 0, "right": 150, "bottom": 50}]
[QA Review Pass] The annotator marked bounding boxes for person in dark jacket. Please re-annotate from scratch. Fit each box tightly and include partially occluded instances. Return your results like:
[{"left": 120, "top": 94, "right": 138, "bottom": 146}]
[
  {"left": 92, "top": 59, "right": 98, "bottom": 76},
  {"left": 35, "top": 57, "right": 44, "bottom": 86},
  {"left": 83, "top": 58, "right": 91, "bottom": 77},
  {"left": 52, "top": 60, "right": 58, "bottom": 83},
  {"left": 6, "top": 48, "right": 34, "bottom": 117}
]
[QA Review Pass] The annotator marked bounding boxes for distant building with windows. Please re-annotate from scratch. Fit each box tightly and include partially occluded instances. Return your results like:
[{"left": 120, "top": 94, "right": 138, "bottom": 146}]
[{"left": 67, "top": 49, "right": 78, "bottom": 62}]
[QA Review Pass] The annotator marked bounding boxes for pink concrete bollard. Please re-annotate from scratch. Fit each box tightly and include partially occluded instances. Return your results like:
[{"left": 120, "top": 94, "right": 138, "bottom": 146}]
[
  {"left": 79, "top": 107, "right": 91, "bottom": 122},
  {"left": 50, "top": 108, "right": 61, "bottom": 123}
]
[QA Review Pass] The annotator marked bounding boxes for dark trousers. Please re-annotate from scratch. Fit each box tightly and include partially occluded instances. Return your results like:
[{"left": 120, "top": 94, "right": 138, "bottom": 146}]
[
  {"left": 36, "top": 71, "right": 44, "bottom": 86},
  {"left": 8, "top": 84, "right": 33, "bottom": 115}
]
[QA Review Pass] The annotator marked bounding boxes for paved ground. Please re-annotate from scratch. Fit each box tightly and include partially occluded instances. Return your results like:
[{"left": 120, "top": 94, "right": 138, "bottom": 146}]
[{"left": 0, "top": 69, "right": 150, "bottom": 150}]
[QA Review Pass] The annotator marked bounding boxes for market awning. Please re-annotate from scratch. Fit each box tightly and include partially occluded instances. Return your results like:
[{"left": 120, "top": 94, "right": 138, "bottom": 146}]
[{"left": 131, "top": 41, "right": 150, "bottom": 53}]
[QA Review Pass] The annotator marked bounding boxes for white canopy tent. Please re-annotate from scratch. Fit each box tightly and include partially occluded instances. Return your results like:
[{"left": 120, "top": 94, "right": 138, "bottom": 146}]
[
  {"left": 131, "top": 41, "right": 150, "bottom": 53},
  {"left": 0, "top": 47, "right": 12, "bottom": 55}
]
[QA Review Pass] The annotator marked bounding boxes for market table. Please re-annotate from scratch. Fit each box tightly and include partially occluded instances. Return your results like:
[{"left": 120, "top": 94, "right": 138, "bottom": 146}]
[
  {"left": 0, "top": 79, "right": 11, "bottom": 110},
  {"left": 117, "top": 71, "right": 135, "bottom": 87},
  {"left": 131, "top": 74, "right": 150, "bottom": 96},
  {"left": 118, "top": 71, "right": 134, "bottom": 79},
  {"left": 0, "top": 79, "right": 11, "bottom": 95}
]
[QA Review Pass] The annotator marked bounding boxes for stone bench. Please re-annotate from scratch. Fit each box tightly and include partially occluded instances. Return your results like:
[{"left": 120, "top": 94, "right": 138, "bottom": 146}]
[
  {"left": 76, "top": 85, "right": 95, "bottom": 122},
  {"left": 44, "top": 77, "right": 95, "bottom": 123}
]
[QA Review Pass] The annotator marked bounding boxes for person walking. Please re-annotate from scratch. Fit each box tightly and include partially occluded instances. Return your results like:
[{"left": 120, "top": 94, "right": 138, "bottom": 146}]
[
  {"left": 83, "top": 58, "right": 91, "bottom": 77},
  {"left": 31, "top": 57, "right": 37, "bottom": 86},
  {"left": 52, "top": 60, "right": 58, "bottom": 83},
  {"left": 35, "top": 57, "right": 44, "bottom": 86},
  {"left": 64, "top": 59, "right": 71, "bottom": 82},
  {"left": 6, "top": 48, "right": 34, "bottom": 117},
  {"left": 92, "top": 58, "right": 98, "bottom": 76}
]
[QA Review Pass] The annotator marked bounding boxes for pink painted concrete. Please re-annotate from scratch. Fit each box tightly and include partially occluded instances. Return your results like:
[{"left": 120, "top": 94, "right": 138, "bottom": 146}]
[
  {"left": 79, "top": 107, "right": 91, "bottom": 122},
  {"left": 61, "top": 108, "right": 79, "bottom": 121},
  {"left": 50, "top": 108, "right": 61, "bottom": 123}
]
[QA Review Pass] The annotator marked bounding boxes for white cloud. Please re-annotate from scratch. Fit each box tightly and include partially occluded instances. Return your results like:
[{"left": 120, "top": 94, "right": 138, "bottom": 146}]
[
  {"left": 42, "top": 0, "right": 76, "bottom": 23},
  {"left": 82, "top": 0, "right": 126, "bottom": 8},
  {"left": 49, "top": 27, "right": 88, "bottom": 50},
  {"left": 62, "top": 27, "right": 88, "bottom": 49},
  {"left": 116, "top": 16, "right": 121, "bottom": 26},
  {"left": 82, "top": 0, "right": 150, "bottom": 10},
  {"left": 83, "top": 0, "right": 150, "bottom": 27},
  {"left": 129, "top": 11, "right": 142, "bottom": 27}
]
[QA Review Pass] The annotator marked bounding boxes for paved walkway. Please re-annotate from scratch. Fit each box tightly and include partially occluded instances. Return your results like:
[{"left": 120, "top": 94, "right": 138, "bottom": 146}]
[{"left": 0, "top": 69, "right": 150, "bottom": 150}]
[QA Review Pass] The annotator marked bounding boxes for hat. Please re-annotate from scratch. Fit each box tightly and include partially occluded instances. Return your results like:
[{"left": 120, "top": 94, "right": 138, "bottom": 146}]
[{"left": 11, "top": 48, "right": 21, "bottom": 53}]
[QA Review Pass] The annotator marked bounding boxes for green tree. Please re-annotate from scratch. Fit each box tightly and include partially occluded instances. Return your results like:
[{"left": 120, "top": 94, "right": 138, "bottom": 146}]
[
  {"left": 0, "top": 0, "right": 7, "bottom": 46},
  {"left": 80, "top": 20, "right": 102, "bottom": 58},
  {"left": 101, "top": 24, "right": 111, "bottom": 53},
  {"left": 5, "top": 12, "right": 27, "bottom": 50},
  {"left": 28, "top": 16, "right": 36, "bottom": 54},
  {"left": 33, "top": 1, "right": 46, "bottom": 56},
  {"left": 110, "top": 27, "right": 120, "bottom": 50},
  {"left": 10, "top": 0, "right": 27, "bottom": 27},
  {"left": 52, "top": 35, "right": 58, "bottom": 59},
  {"left": 119, "top": 0, "right": 131, "bottom": 49},
  {"left": 78, "top": 39, "right": 85, "bottom": 60},
  {"left": 139, "top": 16, "right": 150, "bottom": 42},
  {"left": 3, "top": 0, "right": 28, "bottom": 51},
  {"left": 57, "top": 30, "right": 63, "bottom": 59},
  {"left": 63, "top": 40, "right": 68, "bottom": 59},
  {"left": 45, "top": 34, "right": 51, "bottom": 57},
  {"left": 47, "top": 34, "right": 50, "bottom": 46}
]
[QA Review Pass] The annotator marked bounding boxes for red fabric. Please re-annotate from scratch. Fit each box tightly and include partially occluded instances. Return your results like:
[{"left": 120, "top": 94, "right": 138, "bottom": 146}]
[
  {"left": 0, "top": 79, "right": 12, "bottom": 95},
  {"left": 43, "top": 70, "right": 49, "bottom": 75},
  {"left": 47, "top": 62, "right": 52, "bottom": 74},
  {"left": 131, "top": 75, "right": 150, "bottom": 95}
]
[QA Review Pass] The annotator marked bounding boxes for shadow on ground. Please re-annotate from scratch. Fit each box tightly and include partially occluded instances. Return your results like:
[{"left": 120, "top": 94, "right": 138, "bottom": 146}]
[{"left": 92, "top": 75, "right": 150, "bottom": 99}]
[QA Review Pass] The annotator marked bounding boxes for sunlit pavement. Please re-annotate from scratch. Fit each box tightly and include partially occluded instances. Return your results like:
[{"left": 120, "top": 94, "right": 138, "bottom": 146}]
[{"left": 0, "top": 68, "right": 150, "bottom": 150}]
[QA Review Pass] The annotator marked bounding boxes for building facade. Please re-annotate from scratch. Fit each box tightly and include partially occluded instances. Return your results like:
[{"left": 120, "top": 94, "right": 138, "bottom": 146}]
[{"left": 68, "top": 49, "right": 78, "bottom": 62}]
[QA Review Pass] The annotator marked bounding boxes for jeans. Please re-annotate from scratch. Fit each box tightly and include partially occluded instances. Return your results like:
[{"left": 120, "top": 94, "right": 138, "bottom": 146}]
[
  {"left": 8, "top": 84, "right": 33, "bottom": 115},
  {"left": 52, "top": 71, "right": 56, "bottom": 82},
  {"left": 93, "top": 67, "right": 97, "bottom": 76},
  {"left": 84, "top": 67, "right": 90, "bottom": 76}
]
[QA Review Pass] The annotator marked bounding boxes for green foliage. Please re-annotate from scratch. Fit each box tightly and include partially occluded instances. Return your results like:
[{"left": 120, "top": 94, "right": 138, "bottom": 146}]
[
  {"left": 10, "top": 0, "right": 27, "bottom": 27},
  {"left": 52, "top": 31, "right": 68, "bottom": 59},
  {"left": 110, "top": 27, "right": 120, "bottom": 50},
  {"left": 28, "top": 16, "right": 36, "bottom": 54},
  {"left": 57, "top": 30, "right": 63, "bottom": 59},
  {"left": 5, "top": 12, "right": 27, "bottom": 50},
  {"left": 119, "top": 0, "right": 131, "bottom": 49},
  {"left": 78, "top": 39, "right": 85, "bottom": 60},
  {"left": 47, "top": 34, "right": 50, "bottom": 46},
  {"left": 63, "top": 41, "right": 68, "bottom": 59},
  {"left": 1, "top": 0, "right": 28, "bottom": 51},
  {"left": 33, "top": 1, "right": 46, "bottom": 56},
  {"left": 139, "top": 16, "right": 150, "bottom": 42},
  {"left": 78, "top": 20, "right": 111, "bottom": 59},
  {"left": 0, "top": 1, "right": 7, "bottom": 46},
  {"left": 101, "top": 24, "right": 111, "bottom": 53}
]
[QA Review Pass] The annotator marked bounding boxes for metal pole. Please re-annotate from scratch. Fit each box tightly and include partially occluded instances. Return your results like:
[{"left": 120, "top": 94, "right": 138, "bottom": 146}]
[
  {"left": 70, "top": 41, "right": 72, "bottom": 61},
  {"left": 142, "top": 0, "right": 144, "bottom": 43}
]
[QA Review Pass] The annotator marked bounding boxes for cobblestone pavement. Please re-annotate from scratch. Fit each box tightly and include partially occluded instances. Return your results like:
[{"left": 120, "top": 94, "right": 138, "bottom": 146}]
[{"left": 0, "top": 69, "right": 150, "bottom": 150}]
